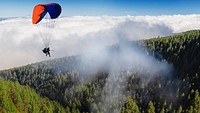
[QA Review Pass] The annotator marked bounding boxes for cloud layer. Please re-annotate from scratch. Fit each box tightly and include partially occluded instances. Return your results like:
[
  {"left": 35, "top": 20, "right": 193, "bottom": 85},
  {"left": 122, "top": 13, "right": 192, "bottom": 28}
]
[{"left": 1, "top": 14, "right": 200, "bottom": 69}]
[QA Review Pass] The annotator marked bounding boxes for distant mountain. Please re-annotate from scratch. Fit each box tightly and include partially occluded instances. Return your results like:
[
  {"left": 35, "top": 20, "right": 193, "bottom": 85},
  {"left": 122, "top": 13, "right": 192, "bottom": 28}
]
[
  {"left": 1, "top": 30, "right": 200, "bottom": 113},
  {"left": 0, "top": 18, "right": 8, "bottom": 21},
  {"left": 0, "top": 17, "right": 18, "bottom": 21}
]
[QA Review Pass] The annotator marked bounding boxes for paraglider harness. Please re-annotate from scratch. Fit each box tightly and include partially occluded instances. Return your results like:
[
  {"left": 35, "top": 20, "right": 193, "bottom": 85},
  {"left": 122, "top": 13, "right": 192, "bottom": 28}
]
[{"left": 42, "top": 47, "right": 51, "bottom": 57}]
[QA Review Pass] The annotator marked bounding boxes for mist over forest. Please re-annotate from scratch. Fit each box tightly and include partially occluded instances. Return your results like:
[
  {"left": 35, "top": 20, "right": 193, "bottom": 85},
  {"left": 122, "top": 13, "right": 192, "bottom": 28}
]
[{"left": 1, "top": 29, "right": 200, "bottom": 112}]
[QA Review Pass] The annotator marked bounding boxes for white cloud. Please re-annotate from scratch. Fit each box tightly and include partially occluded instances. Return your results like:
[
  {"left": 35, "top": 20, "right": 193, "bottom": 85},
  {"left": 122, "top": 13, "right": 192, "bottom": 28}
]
[{"left": 0, "top": 14, "right": 200, "bottom": 69}]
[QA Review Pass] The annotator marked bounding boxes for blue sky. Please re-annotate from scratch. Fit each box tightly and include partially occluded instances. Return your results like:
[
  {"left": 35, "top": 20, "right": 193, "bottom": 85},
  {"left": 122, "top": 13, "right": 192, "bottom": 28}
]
[{"left": 0, "top": 0, "right": 200, "bottom": 17}]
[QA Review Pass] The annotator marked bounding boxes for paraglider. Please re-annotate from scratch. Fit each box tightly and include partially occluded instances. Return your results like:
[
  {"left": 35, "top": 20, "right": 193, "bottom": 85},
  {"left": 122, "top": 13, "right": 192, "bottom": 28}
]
[
  {"left": 32, "top": 3, "right": 62, "bottom": 57},
  {"left": 42, "top": 47, "right": 51, "bottom": 57}
]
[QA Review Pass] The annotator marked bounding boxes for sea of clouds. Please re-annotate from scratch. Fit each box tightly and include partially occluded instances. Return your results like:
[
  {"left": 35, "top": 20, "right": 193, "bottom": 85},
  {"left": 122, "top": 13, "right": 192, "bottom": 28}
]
[{"left": 0, "top": 14, "right": 200, "bottom": 70}]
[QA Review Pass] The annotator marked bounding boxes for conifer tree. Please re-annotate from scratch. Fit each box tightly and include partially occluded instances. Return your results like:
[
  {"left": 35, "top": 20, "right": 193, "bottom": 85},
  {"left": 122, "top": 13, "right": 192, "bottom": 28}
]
[{"left": 147, "top": 101, "right": 155, "bottom": 113}]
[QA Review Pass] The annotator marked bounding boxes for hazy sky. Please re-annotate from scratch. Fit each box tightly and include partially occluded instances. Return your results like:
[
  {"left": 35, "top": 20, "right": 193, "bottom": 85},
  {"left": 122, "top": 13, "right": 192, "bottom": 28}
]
[{"left": 1, "top": 0, "right": 200, "bottom": 17}]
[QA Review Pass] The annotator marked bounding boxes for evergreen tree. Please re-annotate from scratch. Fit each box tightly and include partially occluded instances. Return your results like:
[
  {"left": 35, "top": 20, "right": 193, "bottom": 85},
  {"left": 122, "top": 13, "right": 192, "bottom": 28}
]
[
  {"left": 177, "top": 105, "right": 182, "bottom": 113},
  {"left": 121, "top": 96, "right": 140, "bottom": 113},
  {"left": 147, "top": 101, "right": 155, "bottom": 113}
]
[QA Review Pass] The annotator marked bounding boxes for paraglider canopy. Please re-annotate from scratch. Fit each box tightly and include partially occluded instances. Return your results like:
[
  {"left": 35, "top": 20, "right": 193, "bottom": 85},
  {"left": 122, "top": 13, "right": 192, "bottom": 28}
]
[
  {"left": 32, "top": 3, "right": 62, "bottom": 24},
  {"left": 32, "top": 3, "right": 61, "bottom": 55}
]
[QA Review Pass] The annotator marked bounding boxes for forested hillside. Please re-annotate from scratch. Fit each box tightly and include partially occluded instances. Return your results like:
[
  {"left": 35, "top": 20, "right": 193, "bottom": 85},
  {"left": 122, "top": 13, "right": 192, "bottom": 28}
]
[
  {"left": 0, "top": 77, "right": 67, "bottom": 113},
  {"left": 1, "top": 30, "right": 200, "bottom": 113}
]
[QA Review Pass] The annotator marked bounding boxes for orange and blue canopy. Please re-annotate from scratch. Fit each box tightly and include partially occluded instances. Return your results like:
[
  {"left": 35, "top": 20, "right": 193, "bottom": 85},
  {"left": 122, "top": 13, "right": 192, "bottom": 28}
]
[{"left": 32, "top": 3, "right": 61, "bottom": 24}]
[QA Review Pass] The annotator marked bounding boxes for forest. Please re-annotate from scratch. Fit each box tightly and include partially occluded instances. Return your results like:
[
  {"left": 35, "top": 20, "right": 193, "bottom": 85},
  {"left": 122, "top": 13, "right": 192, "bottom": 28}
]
[
  {"left": 0, "top": 30, "right": 200, "bottom": 113},
  {"left": 0, "top": 77, "right": 67, "bottom": 112}
]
